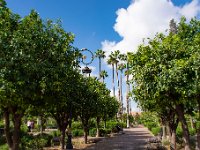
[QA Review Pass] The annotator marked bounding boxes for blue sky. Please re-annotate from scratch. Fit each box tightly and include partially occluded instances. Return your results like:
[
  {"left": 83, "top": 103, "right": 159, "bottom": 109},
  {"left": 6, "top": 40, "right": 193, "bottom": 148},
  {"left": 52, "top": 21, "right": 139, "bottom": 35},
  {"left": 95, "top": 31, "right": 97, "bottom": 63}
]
[
  {"left": 6, "top": 0, "right": 130, "bottom": 50},
  {"left": 6, "top": 0, "right": 200, "bottom": 111},
  {"left": 6, "top": 0, "right": 193, "bottom": 51}
]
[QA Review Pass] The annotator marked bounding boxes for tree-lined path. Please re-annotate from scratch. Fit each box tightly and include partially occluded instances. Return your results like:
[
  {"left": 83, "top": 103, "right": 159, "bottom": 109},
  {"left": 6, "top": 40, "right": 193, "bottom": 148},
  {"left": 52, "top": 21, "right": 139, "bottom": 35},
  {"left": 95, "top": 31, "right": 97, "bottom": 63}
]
[{"left": 84, "top": 126, "right": 153, "bottom": 150}]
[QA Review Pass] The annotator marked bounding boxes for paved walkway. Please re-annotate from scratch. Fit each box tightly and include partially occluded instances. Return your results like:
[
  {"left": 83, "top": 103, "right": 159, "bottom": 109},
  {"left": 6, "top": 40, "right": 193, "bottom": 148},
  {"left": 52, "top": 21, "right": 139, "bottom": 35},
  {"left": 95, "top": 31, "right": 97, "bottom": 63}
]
[{"left": 84, "top": 125, "right": 153, "bottom": 150}]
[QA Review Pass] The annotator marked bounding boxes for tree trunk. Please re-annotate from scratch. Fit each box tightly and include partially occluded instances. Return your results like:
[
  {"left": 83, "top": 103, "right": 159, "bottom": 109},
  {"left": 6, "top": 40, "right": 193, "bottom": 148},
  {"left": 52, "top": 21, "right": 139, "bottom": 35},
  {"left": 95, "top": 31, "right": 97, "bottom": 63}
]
[
  {"left": 197, "top": 129, "right": 200, "bottom": 150},
  {"left": 104, "top": 119, "right": 106, "bottom": 129},
  {"left": 112, "top": 64, "right": 115, "bottom": 97},
  {"left": 61, "top": 127, "right": 66, "bottom": 150},
  {"left": 12, "top": 112, "right": 23, "bottom": 150},
  {"left": 171, "top": 130, "right": 176, "bottom": 150},
  {"left": 115, "top": 63, "right": 120, "bottom": 101},
  {"left": 162, "top": 125, "right": 166, "bottom": 141},
  {"left": 40, "top": 115, "right": 43, "bottom": 133},
  {"left": 4, "top": 108, "right": 23, "bottom": 150},
  {"left": 53, "top": 113, "right": 69, "bottom": 150},
  {"left": 96, "top": 117, "right": 100, "bottom": 137},
  {"left": 176, "top": 104, "right": 191, "bottom": 150},
  {"left": 196, "top": 99, "right": 200, "bottom": 150},
  {"left": 4, "top": 109, "right": 13, "bottom": 149},
  {"left": 189, "top": 116, "right": 194, "bottom": 129},
  {"left": 84, "top": 127, "right": 88, "bottom": 144},
  {"left": 99, "top": 58, "right": 101, "bottom": 81},
  {"left": 166, "top": 124, "right": 172, "bottom": 144},
  {"left": 120, "top": 71, "right": 123, "bottom": 115},
  {"left": 126, "top": 65, "right": 130, "bottom": 128}
]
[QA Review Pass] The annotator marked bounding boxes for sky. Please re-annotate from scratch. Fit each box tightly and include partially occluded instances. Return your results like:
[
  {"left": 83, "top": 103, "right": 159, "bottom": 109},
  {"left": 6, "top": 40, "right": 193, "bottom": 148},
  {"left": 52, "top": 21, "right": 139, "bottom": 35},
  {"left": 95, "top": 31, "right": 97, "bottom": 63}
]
[{"left": 6, "top": 0, "right": 200, "bottom": 112}]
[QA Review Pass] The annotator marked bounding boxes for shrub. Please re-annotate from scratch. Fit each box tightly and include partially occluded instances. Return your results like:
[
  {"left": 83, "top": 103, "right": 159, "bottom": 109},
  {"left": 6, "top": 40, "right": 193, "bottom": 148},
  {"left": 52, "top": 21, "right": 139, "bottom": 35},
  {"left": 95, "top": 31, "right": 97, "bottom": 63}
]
[
  {"left": 176, "top": 126, "right": 183, "bottom": 138},
  {"left": 111, "top": 127, "right": 119, "bottom": 133},
  {"left": 0, "top": 121, "right": 4, "bottom": 128},
  {"left": 0, "top": 144, "right": 8, "bottom": 150},
  {"left": 89, "top": 128, "right": 96, "bottom": 137},
  {"left": 72, "top": 129, "right": 84, "bottom": 137},
  {"left": 105, "top": 128, "right": 111, "bottom": 135},
  {"left": 106, "top": 121, "right": 126, "bottom": 130},
  {"left": 72, "top": 121, "right": 82, "bottom": 130},
  {"left": 20, "top": 133, "right": 52, "bottom": 150},
  {"left": 20, "top": 124, "right": 28, "bottom": 133},
  {"left": 145, "top": 122, "right": 158, "bottom": 131},
  {"left": 151, "top": 127, "right": 161, "bottom": 136},
  {"left": 49, "top": 130, "right": 61, "bottom": 137},
  {"left": 89, "top": 119, "right": 96, "bottom": 128},
  {"left": 0, "top": 135, "right": 6, "bottom": 145},
  {"left": 189, "top": 128, "right": 196, "bottom": 136},
  {"left": 196, "top": 121, "right": 200, "bottom": 129},
  {"left": 117, "top": 122, "right": 126, "bottom": 128},
  {"left": 46, "top": 124, "right": 57, "bottom": 129},
  {"left": 99, "top": 128, "right": 106, "bottom": 136}
]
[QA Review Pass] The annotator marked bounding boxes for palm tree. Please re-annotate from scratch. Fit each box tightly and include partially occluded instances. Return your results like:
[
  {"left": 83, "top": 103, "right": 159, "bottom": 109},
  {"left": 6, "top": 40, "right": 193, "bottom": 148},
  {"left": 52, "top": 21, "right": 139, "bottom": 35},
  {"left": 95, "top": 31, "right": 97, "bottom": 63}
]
[
  {"left": 95, "top": 49, "right": 106, "bottom": 81},
  {"left": 118, "top": 63, "right": 126, "bottom": 114},
  {"left": 111, "top": 50, "right": 120, "bottom": 101},
  {"left": 107, "top": 54, "right": 116, "bottom": 97},
  {"left": 100, "top": 70, "right": 108, "bottom": 83},
  {"left": 95, "top": 50, "right": 106, "bottom": 137},
  {"left": 123, "top": 53, "right": 130, "bottom": 128}
]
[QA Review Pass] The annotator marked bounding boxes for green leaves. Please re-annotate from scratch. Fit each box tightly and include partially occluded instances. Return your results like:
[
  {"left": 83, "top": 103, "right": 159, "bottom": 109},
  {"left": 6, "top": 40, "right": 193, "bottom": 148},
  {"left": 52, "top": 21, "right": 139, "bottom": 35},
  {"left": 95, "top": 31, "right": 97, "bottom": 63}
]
[{"left": 129, "top": 17, "right": 200, "bottom": 115}]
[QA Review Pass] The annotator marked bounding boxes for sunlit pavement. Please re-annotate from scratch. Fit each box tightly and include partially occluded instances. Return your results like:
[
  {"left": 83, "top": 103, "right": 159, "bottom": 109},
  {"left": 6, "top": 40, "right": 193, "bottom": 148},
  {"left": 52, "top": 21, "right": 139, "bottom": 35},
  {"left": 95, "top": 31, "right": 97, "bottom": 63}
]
[{"left": 84, "top": 125, "right": 153, "bottom": 150}]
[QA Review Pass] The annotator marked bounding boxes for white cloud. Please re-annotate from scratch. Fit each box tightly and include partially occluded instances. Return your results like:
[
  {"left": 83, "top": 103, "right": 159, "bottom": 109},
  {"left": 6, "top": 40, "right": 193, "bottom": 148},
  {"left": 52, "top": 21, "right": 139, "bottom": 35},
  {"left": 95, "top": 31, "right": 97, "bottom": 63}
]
[
  {"left": 180, "top": 0, "right": 200, "bottom": 19},
  {"left": 102, "top": 0, "right": 200, "bottom": 55}
]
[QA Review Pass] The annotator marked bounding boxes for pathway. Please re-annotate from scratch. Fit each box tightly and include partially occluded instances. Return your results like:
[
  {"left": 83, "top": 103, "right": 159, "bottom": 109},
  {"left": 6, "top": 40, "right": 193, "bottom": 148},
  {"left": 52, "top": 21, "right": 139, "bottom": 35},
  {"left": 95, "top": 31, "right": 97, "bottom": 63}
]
[{"left": 83, "top": 125, "right": 153, "bottom": 150}]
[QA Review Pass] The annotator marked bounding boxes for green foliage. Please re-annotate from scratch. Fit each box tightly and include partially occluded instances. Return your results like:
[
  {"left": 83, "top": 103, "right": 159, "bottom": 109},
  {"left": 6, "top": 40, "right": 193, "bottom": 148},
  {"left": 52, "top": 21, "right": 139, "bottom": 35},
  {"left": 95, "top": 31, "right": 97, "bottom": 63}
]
[
  {"left": 49, "top": 130, "right": 61, "bottom": 137},
  {"left": 89, "top": 128, "right": 112, "bottom": 137},
  {"left": 0, "top": 121, "right": 4, "bottom": 128},
  {"left": 72, "top": 129, "right": 84, "bottom": 137},
  {"left": 46, "top": 118, "right": 57, "bottom": 129},
  {"left": 89, "top": 119, "right": 96, "bottom": 128},
  {"left": 128, "top": 18, "right": 200, "bottom": 148},
  {"left": 20, "top": 133, "right": 52, "bottom": 150},
  {"left": 72, "top": 121, "right": 82, "bottom": 130},
  {"left": 151, "top": 127, "right": 161, "bottom": 136},
  {"left": 0, "top": 135, "right": 6, "bottom": 145},
  {"left": 196, "top": 121, "right": 200, "bottom": 129},
  {"left": 0, "top": 144, "right": 8, "bottom": 150},
  {"left": 20, "top": 124, "right": 28, "bottom": 133},
  {"left": 105, "top": 121, "right": 126, "bottom": 130},
  {"left": 145, "top": 122, "right": 159, "bottom": 131},
  {"left": 89, "top": 128, "right": 96, "bottom": 137},
  {"left": 189, "top": 128, "right": 196, "bottom": 136},
  {"left": 103, "top": 128, "right": 112, "bottom": 135},
  {"left": 176, "top": 126, "right": 183, "bottom": 138}
]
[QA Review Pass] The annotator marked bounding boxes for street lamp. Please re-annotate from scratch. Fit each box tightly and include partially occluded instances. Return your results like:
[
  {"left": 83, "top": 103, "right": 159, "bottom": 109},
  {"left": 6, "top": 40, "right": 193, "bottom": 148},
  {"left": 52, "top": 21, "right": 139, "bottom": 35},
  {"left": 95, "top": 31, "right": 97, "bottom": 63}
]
[
  {"left": 81, "top": 48, "right": 94, "bottom": 76},
  {"left": 66, "top": 48, "right": 94, "bottom": 150}
]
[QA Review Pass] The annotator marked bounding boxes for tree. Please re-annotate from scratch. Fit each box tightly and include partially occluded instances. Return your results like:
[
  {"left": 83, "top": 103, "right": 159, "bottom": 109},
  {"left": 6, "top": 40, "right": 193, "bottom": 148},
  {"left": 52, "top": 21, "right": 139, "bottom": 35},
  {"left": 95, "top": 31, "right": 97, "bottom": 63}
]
[
  {"left": 100, "top": 70, "right": 108, "bottom": 83},
  {"left": 118, "top": 54, "right": 127, "bottom": 115},
  {"left": 107, "top": 54, "right": 116, "bottom": 97},
  {"left": 75, "top": 77, "right": 99, "bottom": 144},
  {"left": 95, "top": 49, "right": 106, "bottom": 81},
  {"left": 111, "top": 50, "right": 120, "bottom": 102},
  {"left": 129, "top": 17, "right": 200, "bottom": 150},
  {"left": 0, "top": 2, "right": 76, "bottom": 149},
  {"left": 118, "top": 63, "right": 126, "bottom": 115},
  {"left": 94, "top": 49, "right": 106, "bottom": 137}
]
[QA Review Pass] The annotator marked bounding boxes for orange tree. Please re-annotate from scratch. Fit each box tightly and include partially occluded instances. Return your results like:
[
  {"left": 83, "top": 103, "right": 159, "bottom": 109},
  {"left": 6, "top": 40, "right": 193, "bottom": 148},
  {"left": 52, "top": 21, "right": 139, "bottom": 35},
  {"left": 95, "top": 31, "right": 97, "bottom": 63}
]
[
  {"left": 0, "top": 1, "right": 77, "bottom": 149},
  {"left": 129, "top": 18, "right": 200, "bottom": 150}
]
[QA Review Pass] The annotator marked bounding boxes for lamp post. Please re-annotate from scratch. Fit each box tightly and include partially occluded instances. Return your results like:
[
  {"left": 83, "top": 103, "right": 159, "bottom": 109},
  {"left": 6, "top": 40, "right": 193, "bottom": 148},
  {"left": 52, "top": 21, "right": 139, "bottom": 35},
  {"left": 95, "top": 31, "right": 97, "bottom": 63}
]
[
  {"left": 81, "top": 48, "right": 94, "bottom": 76},
  {"left": 66, "top": 48, "right": 94, "bottom": 150}
]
